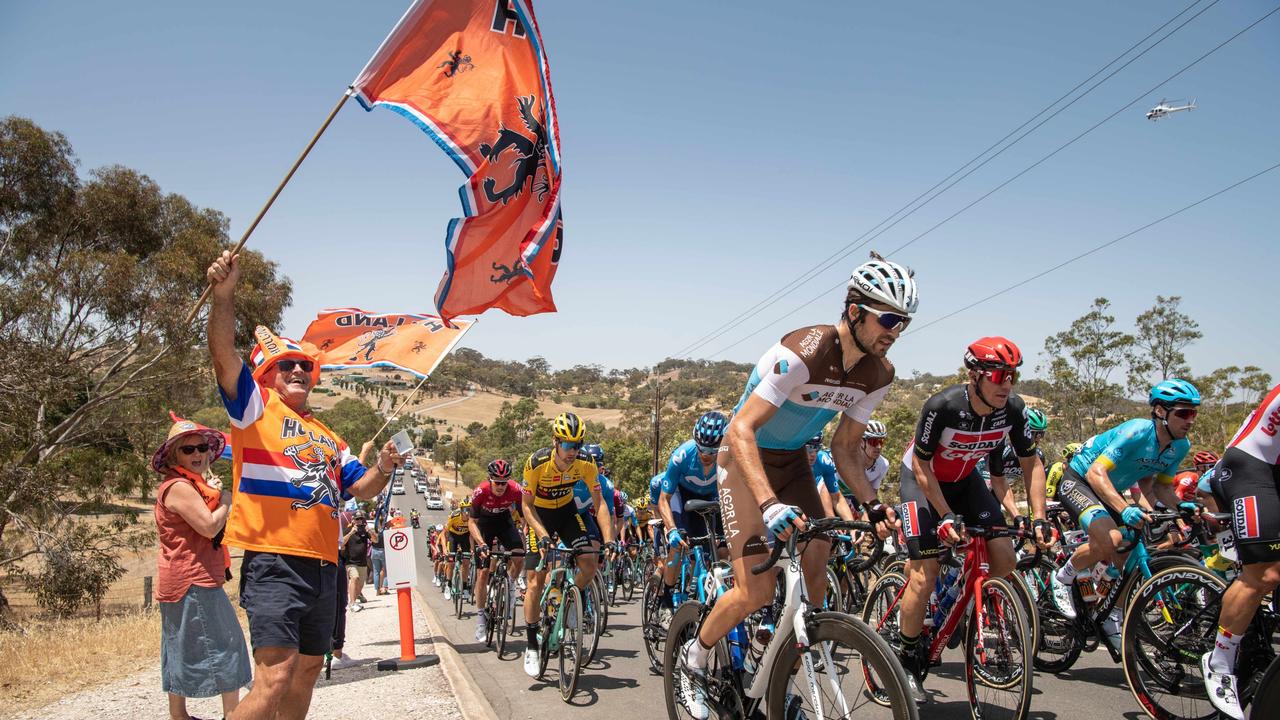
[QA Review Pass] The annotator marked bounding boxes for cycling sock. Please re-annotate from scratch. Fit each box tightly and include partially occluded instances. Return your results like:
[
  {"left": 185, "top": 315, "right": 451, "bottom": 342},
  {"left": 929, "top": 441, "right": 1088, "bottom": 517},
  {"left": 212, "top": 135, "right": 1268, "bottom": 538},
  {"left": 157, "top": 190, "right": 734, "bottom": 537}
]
[
  {"left": 685, "top": 636, "right": 713, "bottom": 669},
  {"left": 899, "top": 631, "right": 920, "bottom": 660},
  {"left": 1054, "top": 560, "right": 1080, "bottom": 585},
  {"left": 1209, "top": 626, "right": 1241, "bottom": 674},
  {"left": 526, "top": 623, "right": 539, "bottom": 648}
]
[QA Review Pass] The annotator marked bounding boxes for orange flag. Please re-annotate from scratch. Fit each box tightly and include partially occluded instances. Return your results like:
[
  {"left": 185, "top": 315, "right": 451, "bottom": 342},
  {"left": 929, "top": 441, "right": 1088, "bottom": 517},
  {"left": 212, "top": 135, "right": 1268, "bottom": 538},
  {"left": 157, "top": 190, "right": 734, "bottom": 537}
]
[
  {"left": 298, "top": 308, "right": 472, "bottom": 378},
  {"left": 351, "top": 0, "right": 563, "bottom": 325}
]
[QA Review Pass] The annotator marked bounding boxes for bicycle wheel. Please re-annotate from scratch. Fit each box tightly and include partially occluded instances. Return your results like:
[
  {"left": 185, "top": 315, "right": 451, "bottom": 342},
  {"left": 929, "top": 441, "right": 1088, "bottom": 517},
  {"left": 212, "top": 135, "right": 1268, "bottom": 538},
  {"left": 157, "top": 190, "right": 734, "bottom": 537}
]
[
  {"left": 964, "top": 576, "right": 1032, "bottom": 720},
  {"left": 489, "top": 574, "right": 506, "bottom": 651},
  {"left": 766, "top": 611, "right": 917, "bottom": 720},
  {"left": 824, "top": 566, "right": 843, "bottom": 612},
  {"left": 643, "top": 575, "right": 668, "bottom": 673},
  {"left": 1003, "top": 569, "right": 1041, "bottom": 670},
  {"left": 558, "top": 584, "right": 584, "bottom": 702},
  {"left": 538, "top": 587, "right": 559, "bottom": 680},
  {"left": 860, "top": 571, "right": 909, "bottom": 707},
  {"left": 451, "top": 564, "right": 464, "bottom": 618},
  {"left": 1016, "top": 554, "right": 1084, "bottom": 673},
  {"left": 582, "top": 582, "right": 602, "bottom": 664},
  {"left": 662, "top": 601, "right": 748, "bottom": 719},
  {"left": 1249, "top": 654, "right": 1280, "bottom": 719},
  {"left": 1122, "top": 563, "right": 1224, "bottom": 720},
  {"left": 593, "top": 572, "right": 611, "bottom": 637}
]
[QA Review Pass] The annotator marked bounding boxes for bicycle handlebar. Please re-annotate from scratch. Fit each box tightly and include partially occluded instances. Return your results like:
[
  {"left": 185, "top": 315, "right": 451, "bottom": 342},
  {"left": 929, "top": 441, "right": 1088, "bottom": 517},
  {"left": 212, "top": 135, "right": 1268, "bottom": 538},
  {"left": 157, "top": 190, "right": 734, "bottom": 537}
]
[{"left": 751, "top": 517, "right": 876, "bottom": 575}]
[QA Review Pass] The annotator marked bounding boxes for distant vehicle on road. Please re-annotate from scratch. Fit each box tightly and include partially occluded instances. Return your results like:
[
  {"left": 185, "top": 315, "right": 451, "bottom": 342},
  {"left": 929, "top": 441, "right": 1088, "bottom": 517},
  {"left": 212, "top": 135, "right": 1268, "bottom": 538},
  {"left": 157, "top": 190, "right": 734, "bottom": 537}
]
[
  {"left": 426, "top": 495, "right": 443, "bottom": 510},
  {"left": 391, "top": 481, "right": 405, "bottom": 495}
]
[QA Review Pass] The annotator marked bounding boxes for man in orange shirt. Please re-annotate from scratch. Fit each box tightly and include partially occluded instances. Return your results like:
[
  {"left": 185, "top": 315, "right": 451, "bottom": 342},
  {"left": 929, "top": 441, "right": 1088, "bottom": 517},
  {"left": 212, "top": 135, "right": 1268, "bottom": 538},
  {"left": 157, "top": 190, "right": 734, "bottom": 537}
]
[{"left": 207, "top": 250, "right": 403, "bottom": 720}]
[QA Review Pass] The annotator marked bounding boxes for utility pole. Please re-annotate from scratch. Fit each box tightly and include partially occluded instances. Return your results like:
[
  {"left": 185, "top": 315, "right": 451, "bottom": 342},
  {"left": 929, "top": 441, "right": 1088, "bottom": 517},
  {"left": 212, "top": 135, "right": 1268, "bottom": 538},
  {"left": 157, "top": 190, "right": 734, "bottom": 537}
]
[{"left": 651, "top": 380, "right": 662, "bottom": 476}]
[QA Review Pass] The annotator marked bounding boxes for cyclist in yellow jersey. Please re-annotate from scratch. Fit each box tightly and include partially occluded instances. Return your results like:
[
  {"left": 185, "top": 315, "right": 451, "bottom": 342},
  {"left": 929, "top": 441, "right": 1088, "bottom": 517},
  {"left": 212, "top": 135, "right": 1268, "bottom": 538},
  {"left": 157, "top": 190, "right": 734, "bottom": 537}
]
[
  {"left": 1046, "top": 442, "right": 1082, "bottom": 500},
  {"left": 442, "top": 498, "right": 472, "bottom": 602},
  {"left": 520, "top": 412, "right": 614, "bottom": 677}
]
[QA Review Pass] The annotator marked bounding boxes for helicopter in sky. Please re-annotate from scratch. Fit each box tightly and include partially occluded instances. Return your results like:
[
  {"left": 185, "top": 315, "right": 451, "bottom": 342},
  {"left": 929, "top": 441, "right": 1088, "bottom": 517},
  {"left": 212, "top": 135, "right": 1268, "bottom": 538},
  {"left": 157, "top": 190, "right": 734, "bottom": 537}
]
[{"left": 1146, "top": 98, "right": 1196, "bottom": 121}]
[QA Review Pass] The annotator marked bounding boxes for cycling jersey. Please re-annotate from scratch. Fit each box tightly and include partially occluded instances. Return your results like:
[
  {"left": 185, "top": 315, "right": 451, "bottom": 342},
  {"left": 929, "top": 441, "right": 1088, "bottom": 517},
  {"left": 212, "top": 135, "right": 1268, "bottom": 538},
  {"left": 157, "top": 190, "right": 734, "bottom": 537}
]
[
  {"left": 985, "top": 441, "right": 1046, "bottom": 480},
  {"left": 1225, "top": 382, "right": 1280, "bottom": 464},
  {"left": 903, "top": 384, "right": 1037, "bottom": 483},
  {"left": 660, "top": 439, "right": 719, "bottom": 499},
  {"left": 1046, "top": 461, "right": 1066, "bottom": 498},
  {"left": 812, "top": 449, "right": 839, "bottom": 494},
  {"left": 648, "top": 474, "right": 663, "bottom": 505},
  {"left": 735, "top": 324, "right": 894, "bottom": 451},
  {"left": 1173, "top": 470, "right": 1200, "bottom": 501},
  {"left": 445, "top": 509, "right": 469, "bottom": 536},
  {"left": 573, "top": 472, "right": 614, "bottom": 514},
  {"left": 470, "top": 480, "right": 525, "bottom": 518},
  {"left": 838, "top": 455, "right": 888, "bottom": 496},
  {"left": 523, "top": 447, "right": 599, "bottom": 510},
  {"left": 1068, "top": 418, "right": 1190, "bottom": 491}
]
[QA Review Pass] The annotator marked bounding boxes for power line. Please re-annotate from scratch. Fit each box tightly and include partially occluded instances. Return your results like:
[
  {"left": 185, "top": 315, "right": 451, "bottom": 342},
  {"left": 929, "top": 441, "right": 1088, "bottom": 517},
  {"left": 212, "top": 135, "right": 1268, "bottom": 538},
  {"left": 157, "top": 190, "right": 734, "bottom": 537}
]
[
  {"left": 701, "top": 4, "right": 1279, "bottom": 360},
  {"left": 899, "top": 161, "right": 1280, "bottom": 338},
  {"left": 670, "top": 0, "right": 1214, "bottom": 360}
]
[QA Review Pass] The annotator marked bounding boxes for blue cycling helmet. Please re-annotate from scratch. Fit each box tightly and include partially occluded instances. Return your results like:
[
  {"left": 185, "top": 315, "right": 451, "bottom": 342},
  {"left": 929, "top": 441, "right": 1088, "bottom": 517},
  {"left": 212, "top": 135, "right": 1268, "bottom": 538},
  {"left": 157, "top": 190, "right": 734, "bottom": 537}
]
[
  {"left": 582, "top": 443, "right": 605, "bottom": 465},
  {"left": 693, "top": 411, "right": 728, "bottom": 448},
  {"left": 805, "top": 433, "right": 824, "bottom": 449},
  {"left": 1149, "top": 379, "right": 1201, "bottom": 407}
]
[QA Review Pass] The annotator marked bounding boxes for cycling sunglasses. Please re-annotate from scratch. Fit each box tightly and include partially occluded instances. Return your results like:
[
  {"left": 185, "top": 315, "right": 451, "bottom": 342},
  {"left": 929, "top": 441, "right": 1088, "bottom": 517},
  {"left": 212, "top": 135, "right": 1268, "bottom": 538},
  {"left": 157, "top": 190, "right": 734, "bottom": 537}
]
[
  {"left": 178, "top": 443, "right": 210, "bottom": 455},
  {"left": 1169, "top": 407, "right": 1198, "bottom": 420},
  {"left": 275, "top": 359, "right": 314, "bottom": 373},
  {"left": 858, "top": 304, "right": 912, "bottom": 332},
  {"left": 557, "top": 440, "right": 584, "bottom": 452},
  {"left": 976, "top": 365, "right": 1019, "bottom": 385},
  {"left": 863, "top": 437, "right": 885, "bottom": 447},
  {"left": 696, "top": 444, "right": 719, "bottom": 456}
]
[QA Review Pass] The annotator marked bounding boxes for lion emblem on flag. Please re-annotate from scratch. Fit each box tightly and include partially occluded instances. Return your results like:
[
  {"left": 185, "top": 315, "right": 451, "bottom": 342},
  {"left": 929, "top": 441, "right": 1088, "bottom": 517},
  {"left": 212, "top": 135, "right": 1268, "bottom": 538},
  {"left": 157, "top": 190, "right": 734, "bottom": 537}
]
[
  {"left": 283, "top": 440, "right": 339, "bottom": 511},
  {"left": 479, "top": 94, "right": 550, "bottom": 205}
]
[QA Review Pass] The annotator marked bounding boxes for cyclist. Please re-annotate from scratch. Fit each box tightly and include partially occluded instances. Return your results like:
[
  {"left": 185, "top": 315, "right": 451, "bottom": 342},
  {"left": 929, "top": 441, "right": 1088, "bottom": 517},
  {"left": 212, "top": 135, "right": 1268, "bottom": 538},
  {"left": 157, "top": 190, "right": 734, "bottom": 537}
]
[
  {"left": 987, "top": 407, "right": 1050, "bottom": 521},
  {"left": 1050, "top": 379, "right": 1199, "bottom": 635},
  {"left": 656, "top": 411, "right": 728, "bottom": 609},
  {"left": 1046, "top": 442, "right": 1083, "bottom": 500},
  {"left": 1193, "top": 450, "right": 1222, "bottom": 510},
  {"left": 896, "top": 336, "right": 1051, "bottom": 703},
  {"left": 442, "top": 498, "right": 473, "bottom": 602},
  {"left": 520, "top": 412, "right": 614, "bottom": 677},
  {"left": 1200, "top": 383, "right": 1280, "bottom": 719},
  {"left": 677, "top": 253, "right": 913, "bottom": 719},
  {"left": 808, "top": 433, "right": 856, "bottom": 521},
  {"left": 469, "top": 459, "right": 526, "bottom": 642}
]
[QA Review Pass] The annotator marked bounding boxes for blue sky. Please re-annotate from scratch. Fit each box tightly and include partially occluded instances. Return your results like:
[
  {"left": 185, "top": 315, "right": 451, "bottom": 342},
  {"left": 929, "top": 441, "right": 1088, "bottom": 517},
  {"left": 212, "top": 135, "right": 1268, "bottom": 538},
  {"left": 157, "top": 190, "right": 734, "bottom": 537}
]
[{"left": 3, "top": 1, "right": 1277, "bottom": 386}]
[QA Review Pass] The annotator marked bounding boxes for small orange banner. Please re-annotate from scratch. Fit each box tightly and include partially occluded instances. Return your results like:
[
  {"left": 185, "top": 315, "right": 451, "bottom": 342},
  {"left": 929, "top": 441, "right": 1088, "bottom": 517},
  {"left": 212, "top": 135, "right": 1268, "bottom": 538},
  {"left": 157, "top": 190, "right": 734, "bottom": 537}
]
[{"left": 299, "top": 308, "right": 472, "bottom": 379}]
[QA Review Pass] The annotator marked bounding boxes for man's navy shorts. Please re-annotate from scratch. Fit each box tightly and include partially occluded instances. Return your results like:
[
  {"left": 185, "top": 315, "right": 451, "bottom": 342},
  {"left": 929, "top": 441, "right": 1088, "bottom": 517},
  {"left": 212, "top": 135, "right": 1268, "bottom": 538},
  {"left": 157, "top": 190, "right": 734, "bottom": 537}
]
[{"left": 239, "top": 550, "right": 339, "bottom": 656}]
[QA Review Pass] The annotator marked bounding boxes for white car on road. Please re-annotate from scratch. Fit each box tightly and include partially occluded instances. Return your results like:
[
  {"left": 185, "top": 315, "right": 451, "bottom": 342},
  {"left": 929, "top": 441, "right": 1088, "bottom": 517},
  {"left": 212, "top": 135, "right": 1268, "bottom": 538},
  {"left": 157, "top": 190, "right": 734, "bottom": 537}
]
[{"left": 426, "top": 495, "right": 443, "bottom": 510}]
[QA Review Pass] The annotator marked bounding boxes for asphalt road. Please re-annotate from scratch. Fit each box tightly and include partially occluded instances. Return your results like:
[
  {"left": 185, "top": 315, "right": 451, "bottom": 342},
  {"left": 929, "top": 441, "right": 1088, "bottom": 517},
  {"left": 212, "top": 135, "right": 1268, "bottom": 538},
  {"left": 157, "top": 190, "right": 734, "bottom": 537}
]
[{"left": 391, "top": 487, "right": 1152, "bottom": 720}]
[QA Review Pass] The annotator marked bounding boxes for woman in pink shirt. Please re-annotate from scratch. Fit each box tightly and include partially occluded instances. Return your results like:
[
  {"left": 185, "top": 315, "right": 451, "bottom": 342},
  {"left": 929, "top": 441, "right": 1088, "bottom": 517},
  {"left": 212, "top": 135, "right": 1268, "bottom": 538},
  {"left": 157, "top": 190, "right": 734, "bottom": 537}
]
[{"left": 153, "top": 420, "right": 250, "bottom": 720}]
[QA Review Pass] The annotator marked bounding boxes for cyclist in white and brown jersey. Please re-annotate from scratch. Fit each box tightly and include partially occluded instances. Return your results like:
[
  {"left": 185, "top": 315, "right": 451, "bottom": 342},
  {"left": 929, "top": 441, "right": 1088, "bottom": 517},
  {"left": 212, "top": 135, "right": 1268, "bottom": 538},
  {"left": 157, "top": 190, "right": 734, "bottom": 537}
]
[{"left": 676, "top": 252, "right": 917, "bottom": 719}]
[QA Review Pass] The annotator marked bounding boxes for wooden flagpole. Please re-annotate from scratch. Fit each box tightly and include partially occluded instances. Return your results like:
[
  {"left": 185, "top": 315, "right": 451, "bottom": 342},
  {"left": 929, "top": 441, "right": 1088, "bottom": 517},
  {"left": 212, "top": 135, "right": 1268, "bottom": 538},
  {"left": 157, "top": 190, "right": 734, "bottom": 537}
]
[
  {"left": 371, "top": 373, "right": 432, "bottom": 442},
  {"left": 183, "top": 89, "right": 354, "bottom": 324}
]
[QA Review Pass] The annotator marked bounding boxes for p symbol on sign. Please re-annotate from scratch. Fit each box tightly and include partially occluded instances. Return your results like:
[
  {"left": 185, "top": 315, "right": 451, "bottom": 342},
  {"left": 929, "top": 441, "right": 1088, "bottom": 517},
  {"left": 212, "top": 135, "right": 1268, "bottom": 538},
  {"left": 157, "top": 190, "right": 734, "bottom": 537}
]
[{"left": 390, "top": 531, "right": 408, "bottom": 551}]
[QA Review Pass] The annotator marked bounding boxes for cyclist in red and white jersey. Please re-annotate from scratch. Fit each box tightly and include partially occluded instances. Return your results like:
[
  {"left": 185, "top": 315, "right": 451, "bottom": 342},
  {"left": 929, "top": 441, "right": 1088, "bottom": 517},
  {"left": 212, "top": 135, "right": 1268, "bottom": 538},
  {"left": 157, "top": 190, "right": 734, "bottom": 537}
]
[
  {"left": 894, "top": 336, "right": 1051, "bottom": 703},
  {"left": 1201, "top": 383, "right": 1280, "bottom": 719},
  {"left": 469, "top": 459, "right": 526, "bottom": 642}
]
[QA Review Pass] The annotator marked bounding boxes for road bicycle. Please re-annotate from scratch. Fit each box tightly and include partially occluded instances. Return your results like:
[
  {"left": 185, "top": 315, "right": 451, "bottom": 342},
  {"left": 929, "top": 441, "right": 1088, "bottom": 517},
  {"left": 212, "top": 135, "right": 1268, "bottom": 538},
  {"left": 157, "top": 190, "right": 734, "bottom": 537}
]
[
  {"left": 643, "top": 499, "right": 721, "bottom": 673},
  {"left": 533, "top": 543, "right": 600, "bottom": 702},
  {"left": 665, "top": 516, "right": 916, "bottom": 720},
  {"left": 863, "top": 522, "right": 1033, "bottom": 720},
  {"left": 478, "top": 549, "right": 521, "bottom": 657}
]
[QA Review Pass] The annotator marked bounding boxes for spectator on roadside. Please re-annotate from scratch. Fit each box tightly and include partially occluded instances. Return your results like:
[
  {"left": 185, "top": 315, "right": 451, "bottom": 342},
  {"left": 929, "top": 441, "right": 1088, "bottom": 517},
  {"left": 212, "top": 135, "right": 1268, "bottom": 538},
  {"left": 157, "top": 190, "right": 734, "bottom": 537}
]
[
  {"left": 341, "top": 513, "right": 372, "bottom": 611},
  {"left": 153, "top": 419, "right": 251, "bottom": 720},
  {"left": 369, "top": 519, "right": 389, "bottom": 595},
  {"left": 206, "top": 250, "right": 402, "bottom": 719}
]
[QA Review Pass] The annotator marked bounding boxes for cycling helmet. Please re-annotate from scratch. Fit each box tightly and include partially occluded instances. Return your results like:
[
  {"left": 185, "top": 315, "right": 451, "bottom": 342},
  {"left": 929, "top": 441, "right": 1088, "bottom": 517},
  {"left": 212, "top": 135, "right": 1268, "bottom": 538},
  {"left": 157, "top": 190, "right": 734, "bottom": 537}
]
[
  {"left": 582, "top": 443, "right": 604, "bottom": 465},
  {"left": 1062, "top": 442, "right": 1083, "bottom": 459},
  {"left": 1026, "top": 408, "right": 1049, "bottom": 433},
  {"left": 863, "top": 420, "right": 888, "bottom": 439},
  {"left": 1149, "top": 379, "right": 1201, "bottom": 407},
  {"left": 805, "top": 433, "right": 824, "bottom": 449},
  {"left": 846, "top": 251, "right": 919, "bottom": 315},
  {"left": 1193, "top": 450, "right": 1220, "bottom": 467},
  {"left": 487, "top": 458, "right": 512, "bottom": 480},
  {"left": 693, "top": 411, "right": 728, "bottom": 449},
  {"left": 964, "top": 336, "right": 1024, "bottom": 369},
  {"left": 435, "top": 523, "right": 444, "bottom": 532},
  {"left": 459, "top": 497, "right": 472, "bottom": 509},
  {"left": 552, "top": 412, "right": 586, "bottom": 442},
  {"left": 620, "top": 491, "right": 629, "bottom": 503}
]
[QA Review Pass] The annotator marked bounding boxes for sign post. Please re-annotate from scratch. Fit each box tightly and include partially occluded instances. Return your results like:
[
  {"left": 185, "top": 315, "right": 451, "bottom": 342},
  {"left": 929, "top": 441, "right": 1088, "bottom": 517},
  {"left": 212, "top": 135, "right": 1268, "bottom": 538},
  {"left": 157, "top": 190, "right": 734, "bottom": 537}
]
[{"left": 377, "top": 526, "right": 438, "bottom": 671}]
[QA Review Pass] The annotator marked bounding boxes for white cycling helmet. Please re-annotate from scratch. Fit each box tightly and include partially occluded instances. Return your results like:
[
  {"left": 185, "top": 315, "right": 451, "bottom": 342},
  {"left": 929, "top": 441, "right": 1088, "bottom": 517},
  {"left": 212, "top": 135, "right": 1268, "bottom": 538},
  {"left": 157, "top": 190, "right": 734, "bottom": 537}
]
[
  {"left": 847, "top": 251, "right": 919, "bottom": 315},
  {"left": 863, "top": 420, "right": 887, "bottom": 439}
]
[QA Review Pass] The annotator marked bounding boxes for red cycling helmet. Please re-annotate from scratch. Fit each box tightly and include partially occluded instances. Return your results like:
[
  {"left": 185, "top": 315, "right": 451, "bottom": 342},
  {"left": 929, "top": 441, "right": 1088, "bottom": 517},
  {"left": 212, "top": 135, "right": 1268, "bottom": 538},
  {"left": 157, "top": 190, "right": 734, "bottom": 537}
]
[
  {"left": 964, "top": 336, "right": 1023, "bottom": 369},
  {"left": 487, "top": 458, "right": 512, "bottom": 480},
  {"left": 1193, "top": 451, "right": 1220, "bottom": 467}
]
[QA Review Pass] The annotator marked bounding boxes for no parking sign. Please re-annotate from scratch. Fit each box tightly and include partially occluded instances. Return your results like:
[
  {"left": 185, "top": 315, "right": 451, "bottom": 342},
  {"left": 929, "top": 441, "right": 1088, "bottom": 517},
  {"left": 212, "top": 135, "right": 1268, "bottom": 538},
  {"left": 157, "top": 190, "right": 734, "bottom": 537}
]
[{"left": 384, "top": 527, "right": 417, "bottom": 588}]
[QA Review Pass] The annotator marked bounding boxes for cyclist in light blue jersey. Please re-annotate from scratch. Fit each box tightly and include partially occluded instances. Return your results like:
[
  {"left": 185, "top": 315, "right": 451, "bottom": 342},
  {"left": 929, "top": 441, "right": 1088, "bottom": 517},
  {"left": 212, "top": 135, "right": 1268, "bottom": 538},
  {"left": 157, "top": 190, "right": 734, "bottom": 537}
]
[
  {"left": 807, "top": 434, "right": 855, "bottom": 520},
  {"left": 657, "top": 411, "right": 727, "bottom": 604},
  {"left": 575, "top": 444, "right": 616, "bottom": 547},
  {"left": 1051, "top": 379, "right": 1200, "bottom": 632}
]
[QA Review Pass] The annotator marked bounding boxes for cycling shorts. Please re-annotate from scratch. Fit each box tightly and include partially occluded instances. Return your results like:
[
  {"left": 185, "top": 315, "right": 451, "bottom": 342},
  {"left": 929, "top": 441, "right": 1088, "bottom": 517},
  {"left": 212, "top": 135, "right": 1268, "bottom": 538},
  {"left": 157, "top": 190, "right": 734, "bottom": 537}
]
[
  {"left": 473, "top": 515, "right": 524, "bottom": 555},
  {"left": 580, "top": 511, "right": 604, "bottom": 545},
  {"left": 718, "top": 446, "right": 828, "bottom": 560},
  {"left": 669, "top": 489, "right": 724, "bottom": 542},
  {"left": 898, "top": 465, "right": 1005, "bottom": 560},
  {"left": 1055, "top": 466, "right": 1123, "bottom": 531},
  {"left": 523, "top": 504, "right": 590, "bottom": 571},
  {"left": 446, "top": 533, "right": 471, "bottom": 554},
  {"left": 1209, "top": 447, "right": 1280, "bottom": 564}
]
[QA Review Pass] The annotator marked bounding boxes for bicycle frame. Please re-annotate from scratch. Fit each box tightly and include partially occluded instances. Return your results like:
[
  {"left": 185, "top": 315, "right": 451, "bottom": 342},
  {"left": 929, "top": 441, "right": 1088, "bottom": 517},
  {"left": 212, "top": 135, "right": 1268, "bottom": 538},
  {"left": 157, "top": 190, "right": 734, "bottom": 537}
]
[
  {"left": 926, "top": 536, "right": 990, "bottom": 665},
  {"left": 536, "top": 547, "right": 578, "bottom": 653}
]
